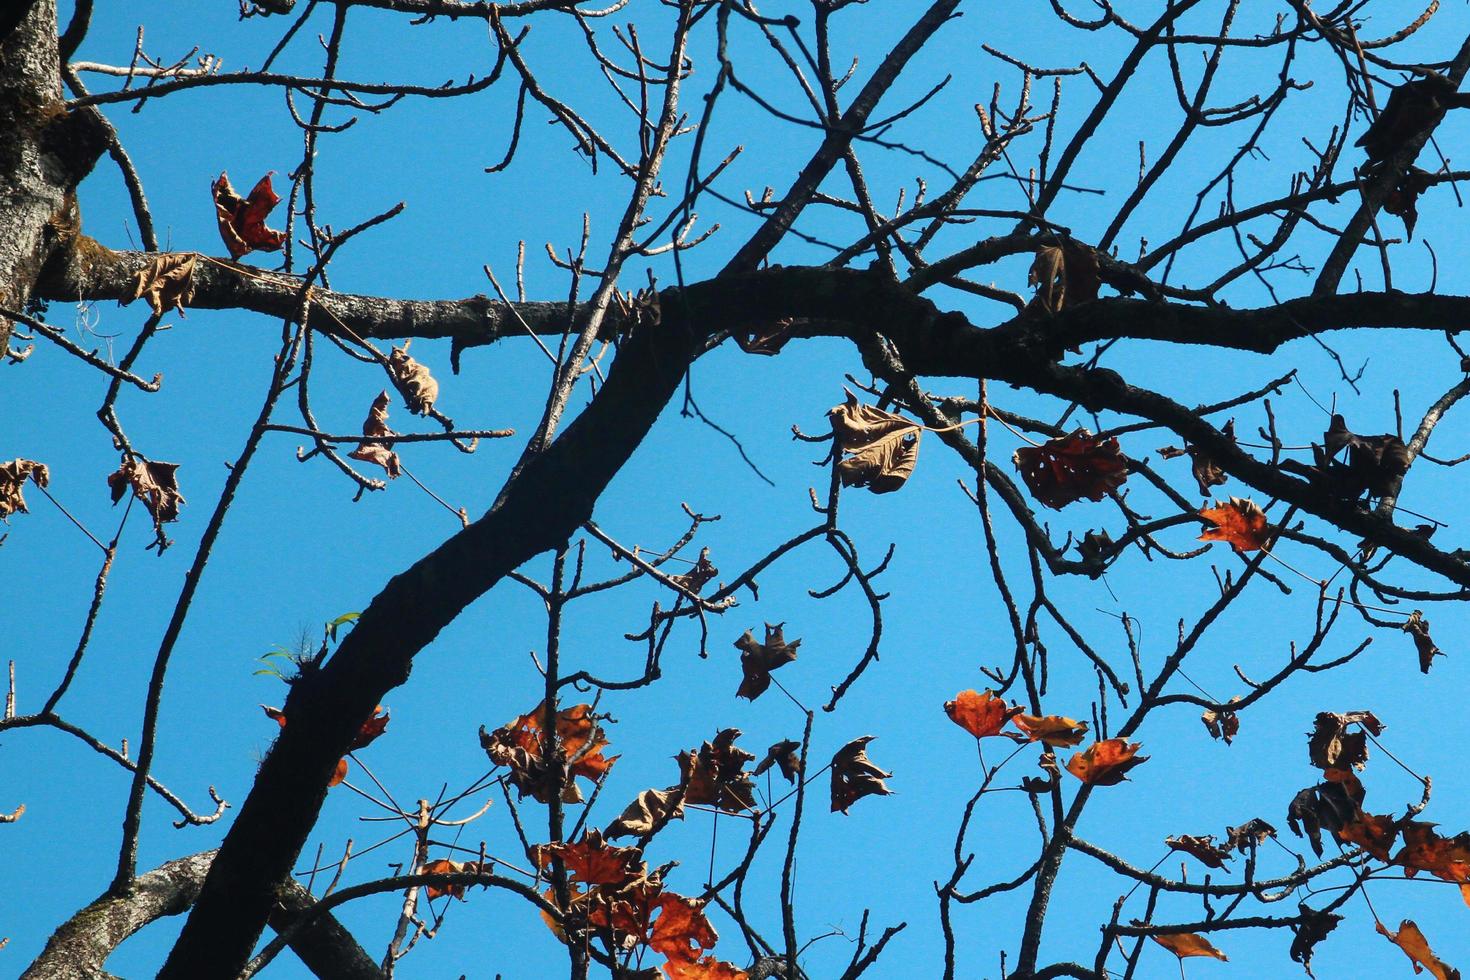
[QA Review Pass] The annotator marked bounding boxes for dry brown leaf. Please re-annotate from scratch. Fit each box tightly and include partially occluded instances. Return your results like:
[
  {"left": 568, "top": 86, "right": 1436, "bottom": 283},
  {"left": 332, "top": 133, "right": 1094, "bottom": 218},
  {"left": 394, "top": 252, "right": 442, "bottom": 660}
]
[
  {"left": 479, "top": 701, "right": 617, "bottom": 804},
  {"left": 828, "top": 390, "right": 921, "bottom": 494},
  {"left": 1376, "top": 919, "right": 1461, "bottom": 980},
  {"left": 1148, "top": 929, "right": 1228, "bottom": 962},
  {"left": 1307, "top": 710, "right": 1383, "bottom": 774},
  {"left": 213, "top": 172, "right": 286, "bottom": 259},
  {"left": 1393, "top": 821, "right": 1470, "bottom": 891},
  {"left": 945, "top": 689, "right": 1024, "bottom": 741},
  {"left": 605, "top": 786, "right": 685, "bottom": 840},
  {"left": 1337, "top": 811, "right": 1400, "bottom": 861},
  {"left": 534, "top": 830, "right": 645, "bottom": 888},
  {"left": 649, "top": 893, "right": 719, "bottom": 968},
  {"left": 736, "top": 317, "right": 795, "bottom": 356},
  {"left": 1201, "top": 697, "right": 1241, "bottom": 744},
  {"left": 1290, "top": 903, "right": 1341, "bottom": 979},
  {"left": 1013, "top": 713, "right": 1089, "bottom": 748},
  {"left": 388, "top": 342, "right": 439, "bottom": 416},
  {"left": 1198, "top": 497, "right": 1270, "bottom": 552},
  {"left": 1014, "top": 430, "right": 1128, "bottom": 510},
  {"left": 1160, "top": 419, "right": 1235, "bottom": 496},
  {"left": 328, "top": 757, "right": 349, "bottom": 788},
  {"left": 0, "top": 459, "right": 48, "bottom": 520},
  {"left": 751, "top": 738, "right": 802, "bottom": 783},
  {"left": 1224, "top": 818, "right": 1276, "bottom": 853},
  {"left": 1065, "top": 739, "right": 1147, "bottom": 786},
  {"left": 733, "top": 623, "right": 800, "bottom": 701},
  {"left": 680, "top": 728, "right": 757, "bottom": 814},
  {"left": 830, "top": 735, "right": 893, "bottom": 814},
  {"left": 121, "top": 253, "right": 196, "bottom": 316},
  {"left": 348, "top": 390, "right": 401, "bottom": 478},
  {"left": 1027, "top": 240, "right": 1100, "bottom": 315},
  {"left": 1165, "top": 834, "right": 1233, "bottom": 870},
  {"left": 422, "top": 857, "right": 467, "bottom": 900},
  {"left": 1403, "top": 610, "right": 1443, "bottom": 674},
  {"left": 107, "top": 456, "right": 184, "bottom": 552},
  {"left": 670, "top": 547, "right": 718, "bottom": 595}
]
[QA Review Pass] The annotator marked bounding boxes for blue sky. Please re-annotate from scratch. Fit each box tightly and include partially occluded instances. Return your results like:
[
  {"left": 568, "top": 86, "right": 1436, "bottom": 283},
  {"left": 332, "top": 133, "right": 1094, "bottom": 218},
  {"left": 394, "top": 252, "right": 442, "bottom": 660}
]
[{"left": 6, "top": 2, "right": 1470, "bottom": 977}]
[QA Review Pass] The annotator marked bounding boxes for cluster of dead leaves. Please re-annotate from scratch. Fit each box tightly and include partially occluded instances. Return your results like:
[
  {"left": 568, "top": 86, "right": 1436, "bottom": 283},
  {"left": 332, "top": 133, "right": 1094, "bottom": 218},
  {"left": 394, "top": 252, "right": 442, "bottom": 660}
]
[
  {"left": 213, "top": 172, "right": 286, "bottom": 260},
  {"left": 733, "top": 623, "right": 800, "bottom": 700},
  {"left": 602, "top": 730, "right": 802, "bottom": 841},
  {"left": 670, "top": 548, "right": 719, "bottom": 595},
  {"left": 1164, "top": 819, "right": 1277, "bottom": 870},
  {"left": 1014, "top": 430, "right": 1128, "bottom": 510},
  {"left": 828, "top": 390, "right": 921, "bottom": 494},
  {"left": 941, "top": 691, "right": 1144, "bottom": 786},
  {"left": 1278, "top": 414, "right": 1410, "bottom": 503},
  {"left": 1201, "top": 697, "right": 1241, "bottom": 744},
  {"left": 108, "top": 456, "right": 184, "bottom": 553},
  {"left": 260, "top": 703, "right": 389, "bottom": 788},
  {"left": 528, "top": 831, "right": 747, "bottom": 980},
  {"left": 347, "top": 391, "right": 401, "bottom": 478},
  {"left": 0, "top": 459, "right": 48, "bottom": 520},
  {"left": 480, "top": 701, "right": 617, "bottom": 805}
]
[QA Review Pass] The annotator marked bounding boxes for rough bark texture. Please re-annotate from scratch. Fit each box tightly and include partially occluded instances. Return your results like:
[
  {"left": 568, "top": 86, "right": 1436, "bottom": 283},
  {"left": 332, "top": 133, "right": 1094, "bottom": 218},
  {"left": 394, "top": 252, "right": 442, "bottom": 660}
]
[{"left": 0, "top": 0, "right": 105, "bottom": 359}]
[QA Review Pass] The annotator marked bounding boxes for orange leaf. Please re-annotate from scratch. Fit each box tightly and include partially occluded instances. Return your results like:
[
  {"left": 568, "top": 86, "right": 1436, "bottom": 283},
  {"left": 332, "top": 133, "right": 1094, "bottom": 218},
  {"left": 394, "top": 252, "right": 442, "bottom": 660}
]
[
  {"left": 534, "top": 830, "right": 644, "bottom": 889},
  {"left": 1150, "top": 931, "right": 1228, "bottom": 961},
  {"left": 1198, "top": 497, "right": 1271, "bottom": 552},
  {"left": 1164, "top": 835, "right": 1233, "bottom": 870},
  {"left": 1013, "top": 714, "right": 1089, "bottom": 748},
  {"left": 213, "top": 172, "right": 286, "bottom": 259},
  {"left": 328, "top": 757, "right": 349, "bottom": 788},
  {"left": 422, "top": 858, "right": 465, "bottom": 900},
  {"left": 1376, "top": 919, "right": 1460, "bottom": 980},
  {"left": 351, "top": 705, "right": 390, "bottom": 750},
  {"left": 650, "top": 893, "right": 718, "bottom": 965},
  {"left": 1014, "top": 430, "right": 1128, "bottom": 510},
  {"left": 1337, "top": 812, "right": 1400, "bottom": 862},
  {"left": 1393, "top": 821, "right": 1470, "bottom": 886},
  {"left": 944, "top": 689, "right": 1023, "bottom": 740},
  {"left": 260, "top": 704, "right": 288, "bottom": 728},
  {"left": 665, "top": 957, "right": 749, "bottom": 980},
  {"left": 1065, "top": 739, "right": 1147, "bottom": 786},
  {"left": 480, "top": 700, "right": 618, "bottom": 804}
]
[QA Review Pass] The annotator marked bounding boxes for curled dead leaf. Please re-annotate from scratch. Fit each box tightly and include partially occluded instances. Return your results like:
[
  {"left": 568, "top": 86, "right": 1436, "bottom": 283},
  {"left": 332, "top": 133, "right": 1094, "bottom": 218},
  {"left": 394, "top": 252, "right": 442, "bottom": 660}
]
[
  {"left": 605, "top": 786, "right": 686, "bottom": 840},
  {"left": 108, "top": 456, "right": 184, "bottom": 553},
  {"left": 121, "top": 253, "right": 196, "bottom": 316},
  {"left": 1376, "top": 918, "right": 1461, "bottom": 980},
  {"left": 480, "top": 701, "right": 617, "bottom": 804},
  {"left": 1027, "top": 240, "right": 1100, "bottom": 315},
  {"left": 1201, "top": 697, "right": 1241, "bottom": 744},
  {"left": 1307, "top": 710, "right": 1383, "bottom": 774},
  {"left": 752, "top": 738, "right": 802, "bottom": 784},
  {"left": 1013, "top": 713, "right": 1089, "bottom": 748},
  {"left": 213, "top": 171, "right": 286, "bottom": 259},
  {"left": 670, "top": 547, "right": 718, "bottom": 595},
  {"left": 1164, "top": 834, "right": 1233, "bottom": 870},
  {"left": 0, "top": 459, "right": 48, "bottom": 520},
  {"left": 348, "top": 390, "right": 400, "bottom": 478},
  {"left": 831, "top": 736, "right": 893, "bottom": 814},
  {"left": 680, "top": 728, "right": 757, "bottom": 814},
  {"left": 828, "top": 390, "right": 921, "bottom": 494},
  {"left": 1290, "top": 903, "right": 1341, "bottom": 979},
  {"left": 1015, "top": 430, "right": 1127, "bottom": 510},
  {"left": 1403, "top": 610, "right": 1442, "bottom": 674},
  {"left": 733, "top": 623, "right": 800, "bottom": 700},
  {"left": 1146, "top": 928, "right": 1227, "bottom": 962},
  {"left": 1065, "top": 739, "right": 1147, "bottom": 786},
  {"left": 388, "top": 342, "right": 439, "bottom": 416}
]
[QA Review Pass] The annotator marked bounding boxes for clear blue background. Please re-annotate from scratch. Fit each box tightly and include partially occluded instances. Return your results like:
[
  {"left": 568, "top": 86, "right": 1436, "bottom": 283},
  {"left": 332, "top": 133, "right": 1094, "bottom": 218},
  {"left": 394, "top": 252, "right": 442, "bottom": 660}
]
[{"left": 6, "top": 2, "right": 1470, "bottom": 977}]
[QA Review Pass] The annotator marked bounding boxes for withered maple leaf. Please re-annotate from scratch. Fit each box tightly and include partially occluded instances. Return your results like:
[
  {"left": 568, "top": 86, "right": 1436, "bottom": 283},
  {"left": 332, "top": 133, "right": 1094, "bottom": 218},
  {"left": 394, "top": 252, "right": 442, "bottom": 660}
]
[
  {"left": 1283, "top": 414, "right": 1411, "bottom": 501},
  {"left": 670, "top": 547, "right": 718, "bottom": 595},
  {"left": 480, "top": 700, "right": 617, "bottom": 804},
  {"left": 351, "top": 705, "right": 390, "bottom": 750},
  {"left": 733, "top": 623, "right": 800, "bottom": 701},
  {"left": 664, "top": 956, "right": 748, "bottom": 980},
  {"left": 348, "top": 390, "right": 401, "bottom": 478},
  {"left": 213, "top": 171, "right": 286, "bottom": 259},
  {"left": 827, "top": 390, "right": 921, "bottom": 494},
  {"left": 1198, "top": 497, "right": 1270, "bottom": 552},
  {"left": 1290, "top": 903, "right": 1341, "bottom": 979},
  {"left": 1393, "top": 821, "right": 1470, "bottom": 899},
  {"left": 649, "top": 893, "right": 719, "bottom": 969},
  {"left": 534, "top": 830, "right": 645, "bottom": 888},
  {"left": 1287, "top": 778, "right": 1362, "bottom": 857},
  {"left": 1376, "top": 919, "right": 1461, "bottom": 980},
  {"left": 680, "top": 728, "right": 757, "bottom": 814},
  {"left": 1402, "top": 610, "right": 1443, "bottom": 674},
  {"left": 1357, "top": 72, "right": 1469, "bottom": 162},
  {"left": 108, "top": 456, "right": 184, "bottom": 552},
  {"left": 735, "top": 317, "right": 796, "bottom": 356},
  {"left": 1165, "top": 834, "right": 1233, "bottom": 870},
  {"left": 387, "top": 342, "right": 439, "bottom": 416},
  {"left": 0, "top": 458, "right": 48, "bottom": 520},
  {"left": 1027, "top": 239, "right": 1100, "bottom": 315},
  {"left": 1014, "top": 430, "right": 1128, "bottom": 510},
  {"left": 422, "top": 857, "right": 481, "bottom": 900},
  {"left": 1307, "top": 710, "right": 1383, "bottom": 774},
  {"left": 751, "top": 738, "right": 802, "bottom": 784},
  {"left": 1013, "top": 713, "right": 1089, "bottom": 748},
  {"left": 1065, "top": 739, "right": 1147, "bottom": 786},
  {"left": 1224, "top": 818, "right": 1276, "bottom": 853},
  {"left": 1147, "top": 929, "right": 1228, "bottom": 962},
  {"left": 1337, "top": 811, "right": 1400, "bottom": 861},
  {"left": 945, "top": 689, "right": 1023, "bottom": 741},
  {"left": 605, "top": 786, "right": 686, "bottom": 840},
  {"left": 121, "top": 253, "right": 196, "bottom": 316},
  {"left": 830, "top": 735, "right": 893, "bottom": 814}
]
